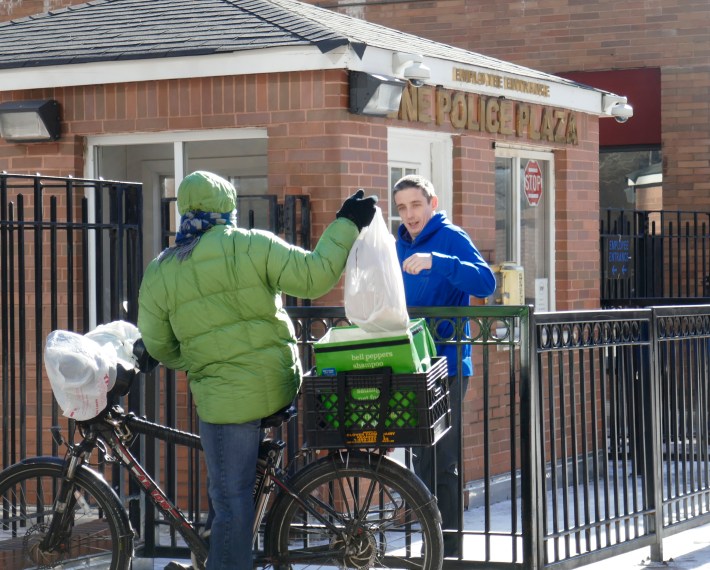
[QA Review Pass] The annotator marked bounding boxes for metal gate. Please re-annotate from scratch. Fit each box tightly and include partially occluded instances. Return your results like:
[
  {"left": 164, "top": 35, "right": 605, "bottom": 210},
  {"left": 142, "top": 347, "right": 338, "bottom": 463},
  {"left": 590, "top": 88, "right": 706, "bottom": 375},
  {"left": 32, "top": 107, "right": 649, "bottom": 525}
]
[
  {"left": 601, "top": 208, "right": 710, "bottom": 307},
  {"left": 0, "top": 171, "right": 143, "bottom": 466},
  {"left": 0, "top": 173, "right": 312, "bottom": 557}
]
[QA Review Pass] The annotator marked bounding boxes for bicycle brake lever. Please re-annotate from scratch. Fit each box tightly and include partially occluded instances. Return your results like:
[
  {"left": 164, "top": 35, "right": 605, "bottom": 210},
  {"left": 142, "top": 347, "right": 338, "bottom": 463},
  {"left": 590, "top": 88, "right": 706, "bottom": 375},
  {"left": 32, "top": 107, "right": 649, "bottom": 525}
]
[{"left": 50, "top": 426, "right": 65, "bottom": 448}]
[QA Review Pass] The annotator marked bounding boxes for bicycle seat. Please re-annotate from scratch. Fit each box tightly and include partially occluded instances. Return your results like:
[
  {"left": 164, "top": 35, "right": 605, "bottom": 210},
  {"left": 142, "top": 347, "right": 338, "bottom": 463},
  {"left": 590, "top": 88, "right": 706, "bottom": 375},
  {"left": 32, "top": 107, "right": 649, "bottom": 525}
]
[{"left": 261, "top": 403, "right": 297, "bottom": 429}]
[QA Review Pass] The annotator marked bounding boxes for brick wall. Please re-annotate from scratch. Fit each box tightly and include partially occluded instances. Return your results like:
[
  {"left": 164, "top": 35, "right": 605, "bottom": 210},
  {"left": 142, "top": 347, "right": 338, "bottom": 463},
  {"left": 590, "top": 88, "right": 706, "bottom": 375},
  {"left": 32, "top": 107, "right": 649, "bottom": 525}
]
[
  {"left": 452, "top": 135, "right": 495, "bottom": 264},
  {"left": 1, "top": 1, "right": 606, "bottom": 308},
  {"left": 0, "top": 70, "right": 599, "bottom": 309},
  {"left": 309, "top": 0, "right": 710, "bottom": 213},
  {"left": 554, "top": 114, "right": 601, "bottom": 309},
  {"left": 4, "top": 1, "right": 706, "bottom": 212},
  {"left": 0, "top": 70, "right": 395, "bottom": 312},
  {"left": 0, "top": 0, "right": 74, "bottom": 20}
]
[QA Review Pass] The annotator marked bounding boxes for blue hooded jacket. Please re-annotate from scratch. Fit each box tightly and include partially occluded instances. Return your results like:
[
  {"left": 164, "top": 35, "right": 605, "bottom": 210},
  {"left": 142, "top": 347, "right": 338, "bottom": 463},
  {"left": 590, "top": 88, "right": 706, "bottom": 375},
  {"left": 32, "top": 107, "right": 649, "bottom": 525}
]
[{"left": 396, "top": 212, "right": 496, "bottom": 376}]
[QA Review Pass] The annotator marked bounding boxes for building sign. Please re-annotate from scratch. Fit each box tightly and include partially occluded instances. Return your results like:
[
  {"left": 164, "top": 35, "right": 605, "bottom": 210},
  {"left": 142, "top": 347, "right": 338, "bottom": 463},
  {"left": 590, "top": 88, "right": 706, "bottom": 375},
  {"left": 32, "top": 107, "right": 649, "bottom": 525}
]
[
  {"left": 394, "top": 84, "right": 578, "bottom": 145},
  {"left": 453, "top": 68, "right": 551, "bottom": 98},
  {"left": 607, "top": 236, "right": 631, "bottom": 279},
  {"left": 523, "top": 160, "right": 543, "bottom": 206}
]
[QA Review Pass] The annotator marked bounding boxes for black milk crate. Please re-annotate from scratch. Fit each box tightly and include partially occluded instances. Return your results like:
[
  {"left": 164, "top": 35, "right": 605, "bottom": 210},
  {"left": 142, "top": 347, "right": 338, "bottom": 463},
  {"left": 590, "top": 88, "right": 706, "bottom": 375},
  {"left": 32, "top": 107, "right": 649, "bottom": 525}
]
[{"left": 302, "top": 357, "right": 450, "bottom": 448}]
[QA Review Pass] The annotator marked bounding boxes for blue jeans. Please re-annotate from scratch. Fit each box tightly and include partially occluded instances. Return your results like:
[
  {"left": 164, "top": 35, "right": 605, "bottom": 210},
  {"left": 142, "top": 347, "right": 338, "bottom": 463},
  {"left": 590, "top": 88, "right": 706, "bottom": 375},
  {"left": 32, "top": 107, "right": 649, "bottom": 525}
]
[{"left": 199, "top": 419, "right": 261, "bottom": 570}]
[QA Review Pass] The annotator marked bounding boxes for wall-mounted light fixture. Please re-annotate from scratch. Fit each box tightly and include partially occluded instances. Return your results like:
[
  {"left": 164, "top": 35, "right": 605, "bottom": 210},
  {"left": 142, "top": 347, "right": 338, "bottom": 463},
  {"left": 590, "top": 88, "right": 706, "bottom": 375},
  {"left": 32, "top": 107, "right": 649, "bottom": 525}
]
[
  {"left": 349, "top": 71, "right": 406, "bottom": 116},
  {"left": 0, "top": 99, "right": 61, "bottom": 142}
]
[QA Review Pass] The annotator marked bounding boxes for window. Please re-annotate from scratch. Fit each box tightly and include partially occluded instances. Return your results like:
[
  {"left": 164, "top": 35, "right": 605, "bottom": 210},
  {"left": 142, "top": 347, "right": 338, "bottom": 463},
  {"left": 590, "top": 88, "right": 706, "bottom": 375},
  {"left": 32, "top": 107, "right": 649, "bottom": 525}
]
[
  {"left": 388, "top": 165, "right": 418, "bottom": 234},
  {"left": 88, "top": 128, "right": 268, "bottom": 263},
  {"left": 495, "top": 148, "right": 555, "bottom": 310},
  {"left": 600, "top": 147, "right": 662, "bottom": 210},
  {"left": 387, "top": 128, "right": 452, "bottom": 235}
]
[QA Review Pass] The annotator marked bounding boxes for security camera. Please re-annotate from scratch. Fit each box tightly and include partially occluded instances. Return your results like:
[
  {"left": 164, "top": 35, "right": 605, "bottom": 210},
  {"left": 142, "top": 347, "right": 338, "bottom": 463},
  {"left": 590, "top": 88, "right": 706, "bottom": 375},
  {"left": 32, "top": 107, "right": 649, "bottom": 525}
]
[
  {"left": 602, "top": 94, "right": 634, "bottom": 123},
  {"left": 393, "top": 52, "right": 431, "bottom": 88},
  {"left": 611, "top": 102, "right": 633, "bottom": 123},
  {"left": 402, "top": 61, "right": 431, "bottom": 87}
]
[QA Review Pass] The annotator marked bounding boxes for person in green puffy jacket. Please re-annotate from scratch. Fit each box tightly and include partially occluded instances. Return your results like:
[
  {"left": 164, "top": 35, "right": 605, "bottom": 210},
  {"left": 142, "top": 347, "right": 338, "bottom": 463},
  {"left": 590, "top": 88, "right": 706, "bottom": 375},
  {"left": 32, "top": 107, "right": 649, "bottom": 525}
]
[{"left": 137, "top": 171, "right": 377, "bottom": 570}]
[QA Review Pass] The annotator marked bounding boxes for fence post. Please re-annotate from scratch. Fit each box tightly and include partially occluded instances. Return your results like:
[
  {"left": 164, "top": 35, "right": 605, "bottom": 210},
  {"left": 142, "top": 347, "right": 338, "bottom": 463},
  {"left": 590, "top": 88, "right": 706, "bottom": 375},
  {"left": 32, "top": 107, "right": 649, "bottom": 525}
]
[
  {"left": 647, "top": 308, "right": 664, "bottom": 561},
  {"left": 521, "top": 306, "right": 544, "bottom": 570}
]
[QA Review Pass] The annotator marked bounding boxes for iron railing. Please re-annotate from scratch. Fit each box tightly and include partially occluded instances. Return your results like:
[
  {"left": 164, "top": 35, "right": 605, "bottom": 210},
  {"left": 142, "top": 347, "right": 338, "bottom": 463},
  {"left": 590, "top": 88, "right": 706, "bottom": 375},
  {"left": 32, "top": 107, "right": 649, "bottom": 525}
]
[
  {"left": 4, "top": 174, "right": 710, "bottom": 569},
  {"left": 534, "top": 306, "right": 710, "bottom": 569},
  {"left": 0, "top": 172, "right": 143, "bottom": 466},
  {"left": 141, "top": 304, "right": 710, "bottom": 570},
  {"left": 139, "top": 305, "right": 533, "bottom": 566}
]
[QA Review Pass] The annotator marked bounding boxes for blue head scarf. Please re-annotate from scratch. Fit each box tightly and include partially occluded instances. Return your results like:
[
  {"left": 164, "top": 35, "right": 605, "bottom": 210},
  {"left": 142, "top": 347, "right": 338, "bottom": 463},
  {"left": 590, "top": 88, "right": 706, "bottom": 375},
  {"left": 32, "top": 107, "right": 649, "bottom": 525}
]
[{"left": 159, "top": 209, "right": 237, "bottom": 262}]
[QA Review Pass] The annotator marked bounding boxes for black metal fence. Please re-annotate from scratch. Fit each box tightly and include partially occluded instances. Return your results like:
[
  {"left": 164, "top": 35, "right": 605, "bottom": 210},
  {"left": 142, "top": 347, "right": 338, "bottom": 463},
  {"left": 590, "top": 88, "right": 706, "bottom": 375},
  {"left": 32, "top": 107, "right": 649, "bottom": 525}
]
[
  {"left": 601, "top": 209, "right": 710, "bottom": 307},
  {"left": 0, "top": 172, "right": 143, "bottom": 468},
  {"left": 135, "top": 304, "right": 710, "bottom": 570},
  {"left": 139, "top": 305, "right": 533, "bottom": 565},
  {"left": 5, "top": 176, "right": 710, "bottom": 570},
  {"left": 534, "top": 305, "right": 710, "bottom": 570}
]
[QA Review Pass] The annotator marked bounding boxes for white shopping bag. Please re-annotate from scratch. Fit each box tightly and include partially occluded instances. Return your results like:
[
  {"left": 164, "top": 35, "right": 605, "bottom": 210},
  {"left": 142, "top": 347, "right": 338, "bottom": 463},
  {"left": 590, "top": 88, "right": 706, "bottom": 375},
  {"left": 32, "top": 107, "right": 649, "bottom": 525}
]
[
  {"left": 44, "top": 330, "right": 117, "bottom": 421},
  {"left": 344, "top": 207, "right": 409, "bottom": 332},
  {"left": 45, "top": 320, "right": 141, "bottom": 420},
  {"left": 85, "top": 320, "right": 141, "bottom": 370}
]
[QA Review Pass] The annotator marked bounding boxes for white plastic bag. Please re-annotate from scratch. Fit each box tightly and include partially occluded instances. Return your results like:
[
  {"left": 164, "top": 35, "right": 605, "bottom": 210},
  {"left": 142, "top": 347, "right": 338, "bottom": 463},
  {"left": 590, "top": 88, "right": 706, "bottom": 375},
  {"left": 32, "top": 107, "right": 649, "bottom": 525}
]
[
  {"left": 45, "top": 330, "right": 117, "bottom": 421},
  {"left": 45, "top": 320, "right": 141, "bottom": 421},
  {"left": 85, "top": 320, "right": 141, "bottom": 370},
  {"left": 344, "top": 207, "right": 409, "bottom": 332}
]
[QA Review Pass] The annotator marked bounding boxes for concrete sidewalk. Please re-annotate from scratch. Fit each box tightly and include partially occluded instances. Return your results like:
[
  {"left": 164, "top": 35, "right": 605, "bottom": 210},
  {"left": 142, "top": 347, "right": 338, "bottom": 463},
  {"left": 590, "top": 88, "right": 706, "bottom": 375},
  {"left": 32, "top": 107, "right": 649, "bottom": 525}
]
[
  {"left": 583, "top": 523, "right": 710, "bottom": 570},
  {"left": 142, "top": 520, "right": 710, "bottom": 570}
]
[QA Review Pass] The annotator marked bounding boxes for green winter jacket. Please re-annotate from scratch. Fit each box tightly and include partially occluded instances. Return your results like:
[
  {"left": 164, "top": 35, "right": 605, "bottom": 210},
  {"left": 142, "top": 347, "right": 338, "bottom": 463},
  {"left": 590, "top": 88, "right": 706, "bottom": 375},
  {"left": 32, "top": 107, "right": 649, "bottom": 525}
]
[{"left": 138, "top": 174, "right": 359, "bottom": 424}]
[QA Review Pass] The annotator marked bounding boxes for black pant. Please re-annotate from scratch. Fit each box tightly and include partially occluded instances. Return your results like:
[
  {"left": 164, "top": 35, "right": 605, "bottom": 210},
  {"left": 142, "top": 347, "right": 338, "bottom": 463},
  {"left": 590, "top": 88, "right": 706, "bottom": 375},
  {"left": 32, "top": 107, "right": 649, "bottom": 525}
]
[{"left": 413, "top": 375, "right": 468, "bottom": 555}]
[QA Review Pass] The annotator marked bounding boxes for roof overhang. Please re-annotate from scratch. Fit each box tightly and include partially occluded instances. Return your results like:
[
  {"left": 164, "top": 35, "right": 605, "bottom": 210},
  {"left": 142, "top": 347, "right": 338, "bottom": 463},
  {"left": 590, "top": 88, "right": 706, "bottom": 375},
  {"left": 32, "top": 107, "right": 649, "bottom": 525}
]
[
  {"left": 0, "top": 44, "right": 351, "bottom": 92},
  {"left": 0, "top": 43, "right": 619, "bottom": 117}
]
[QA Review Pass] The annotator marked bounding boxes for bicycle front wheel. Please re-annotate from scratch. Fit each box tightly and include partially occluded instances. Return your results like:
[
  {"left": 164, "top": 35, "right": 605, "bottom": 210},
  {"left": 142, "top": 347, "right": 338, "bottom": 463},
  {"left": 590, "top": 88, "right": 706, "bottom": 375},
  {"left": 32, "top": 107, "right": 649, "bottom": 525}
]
[
  {"left": 264, "top": 451, "right": 443, "bottom": 570},
  {"left": 0, "top": 460, "right": 132, "bottom": 570}
]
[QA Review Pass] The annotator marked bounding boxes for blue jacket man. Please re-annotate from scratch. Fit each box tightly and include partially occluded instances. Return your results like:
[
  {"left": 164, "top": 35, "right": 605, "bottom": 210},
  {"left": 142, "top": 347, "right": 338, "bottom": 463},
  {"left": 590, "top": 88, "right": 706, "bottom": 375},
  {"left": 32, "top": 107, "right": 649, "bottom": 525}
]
[
  {"left": 394, "top": 175, "right": 496, "bottom": 377},
  {"left": 393, "top": 174, "right": 495, "bottom": 558}
]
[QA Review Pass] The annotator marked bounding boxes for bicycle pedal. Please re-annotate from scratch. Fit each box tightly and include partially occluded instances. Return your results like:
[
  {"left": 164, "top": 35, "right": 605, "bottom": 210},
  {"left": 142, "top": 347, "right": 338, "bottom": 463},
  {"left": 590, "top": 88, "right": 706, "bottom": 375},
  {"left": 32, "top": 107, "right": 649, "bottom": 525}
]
[{"left": 163, "top": 562, "right": 193, "bottom": 570}]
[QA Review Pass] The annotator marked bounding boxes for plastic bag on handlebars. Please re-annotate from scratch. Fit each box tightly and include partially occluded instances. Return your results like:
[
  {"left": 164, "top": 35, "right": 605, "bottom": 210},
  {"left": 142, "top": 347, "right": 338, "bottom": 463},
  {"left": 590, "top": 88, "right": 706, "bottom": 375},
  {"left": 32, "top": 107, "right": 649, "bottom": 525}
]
[
  {"left": 84, "top": 320, "right": 141, "bottom": 370},
  {"left": 45, "top": 330, "right": 117, "bottom": 421},
  {"left": 45, "top": 321, "right": 141, "bottom": 420}
]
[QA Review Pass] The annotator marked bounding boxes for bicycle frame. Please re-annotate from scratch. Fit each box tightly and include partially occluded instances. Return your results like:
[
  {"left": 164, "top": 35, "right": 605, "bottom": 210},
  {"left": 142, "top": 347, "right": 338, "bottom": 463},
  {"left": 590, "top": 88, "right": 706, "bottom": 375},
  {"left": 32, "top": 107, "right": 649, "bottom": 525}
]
[
  {"left": 99, "top": 421, "right": 210, "bottom": 563},
  {"left": 41, "top": 404, "right": 358, "bottom": 568},
  {"left": 41, "top": 412, "right": 209, "bottom": 565}
]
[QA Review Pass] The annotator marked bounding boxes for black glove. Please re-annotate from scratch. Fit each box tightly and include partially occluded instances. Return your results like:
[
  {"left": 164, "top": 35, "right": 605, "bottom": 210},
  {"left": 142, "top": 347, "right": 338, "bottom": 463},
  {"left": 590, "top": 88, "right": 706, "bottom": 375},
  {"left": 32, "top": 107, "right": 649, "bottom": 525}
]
[
  {"left": 336, "top": 189, "right": 378, "bottom": 231},
  {"left": 133, "top": 338, "right": 160, "bottom": 374}
]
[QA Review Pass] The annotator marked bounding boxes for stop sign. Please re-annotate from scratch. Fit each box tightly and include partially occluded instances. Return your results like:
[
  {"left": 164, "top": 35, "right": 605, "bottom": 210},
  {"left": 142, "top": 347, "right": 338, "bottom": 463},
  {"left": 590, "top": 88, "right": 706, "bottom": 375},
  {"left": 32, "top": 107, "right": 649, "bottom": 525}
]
[{"left": 523, "top": 160, "right": 543, "bottom": 207}]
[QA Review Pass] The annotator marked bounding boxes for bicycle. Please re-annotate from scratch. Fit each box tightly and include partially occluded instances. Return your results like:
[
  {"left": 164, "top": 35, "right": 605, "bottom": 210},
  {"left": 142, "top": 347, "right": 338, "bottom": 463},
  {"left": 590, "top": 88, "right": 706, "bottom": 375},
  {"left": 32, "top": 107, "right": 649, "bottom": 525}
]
[{"left": 0, "top": 339, "right": 445, "bottom": 570}]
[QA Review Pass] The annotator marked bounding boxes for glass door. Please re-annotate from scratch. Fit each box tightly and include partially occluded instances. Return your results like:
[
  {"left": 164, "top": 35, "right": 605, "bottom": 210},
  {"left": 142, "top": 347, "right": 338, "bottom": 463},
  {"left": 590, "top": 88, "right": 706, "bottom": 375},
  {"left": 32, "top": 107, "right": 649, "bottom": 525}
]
[{"left": 495, "top": 148, "right": 555, "bottom": 310}]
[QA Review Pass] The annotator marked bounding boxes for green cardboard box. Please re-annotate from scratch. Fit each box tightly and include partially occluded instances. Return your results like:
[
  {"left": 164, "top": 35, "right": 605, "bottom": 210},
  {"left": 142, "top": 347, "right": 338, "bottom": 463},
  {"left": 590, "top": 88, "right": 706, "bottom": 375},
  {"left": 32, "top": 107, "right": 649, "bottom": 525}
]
[{"left": 314, "top": 318, "right": 436, "bottom": 376}]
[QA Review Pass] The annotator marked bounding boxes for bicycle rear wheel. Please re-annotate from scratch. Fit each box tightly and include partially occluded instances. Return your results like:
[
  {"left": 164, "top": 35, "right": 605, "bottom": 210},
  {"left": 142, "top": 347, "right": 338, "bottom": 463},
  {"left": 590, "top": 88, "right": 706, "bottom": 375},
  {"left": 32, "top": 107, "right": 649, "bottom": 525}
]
[
  {"left": 0, "top": 460, "right": 132, "bottom": 570},
  {"left": 264, "top": 451, "right": 443, "bottom": 570}
]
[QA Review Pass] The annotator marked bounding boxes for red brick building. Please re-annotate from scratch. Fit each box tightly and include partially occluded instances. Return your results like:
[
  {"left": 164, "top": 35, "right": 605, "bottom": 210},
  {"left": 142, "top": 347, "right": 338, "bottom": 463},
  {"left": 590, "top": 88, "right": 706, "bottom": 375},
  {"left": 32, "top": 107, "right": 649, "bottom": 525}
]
[
  {"left": 304, "top": 0, "right": 709, "bottom": 215},
  {"left": 0, "top": 0, "right": 627, "bottom": 312},
  {"left": 0, "top": 0, "right": 633, "bottom": 526}
]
